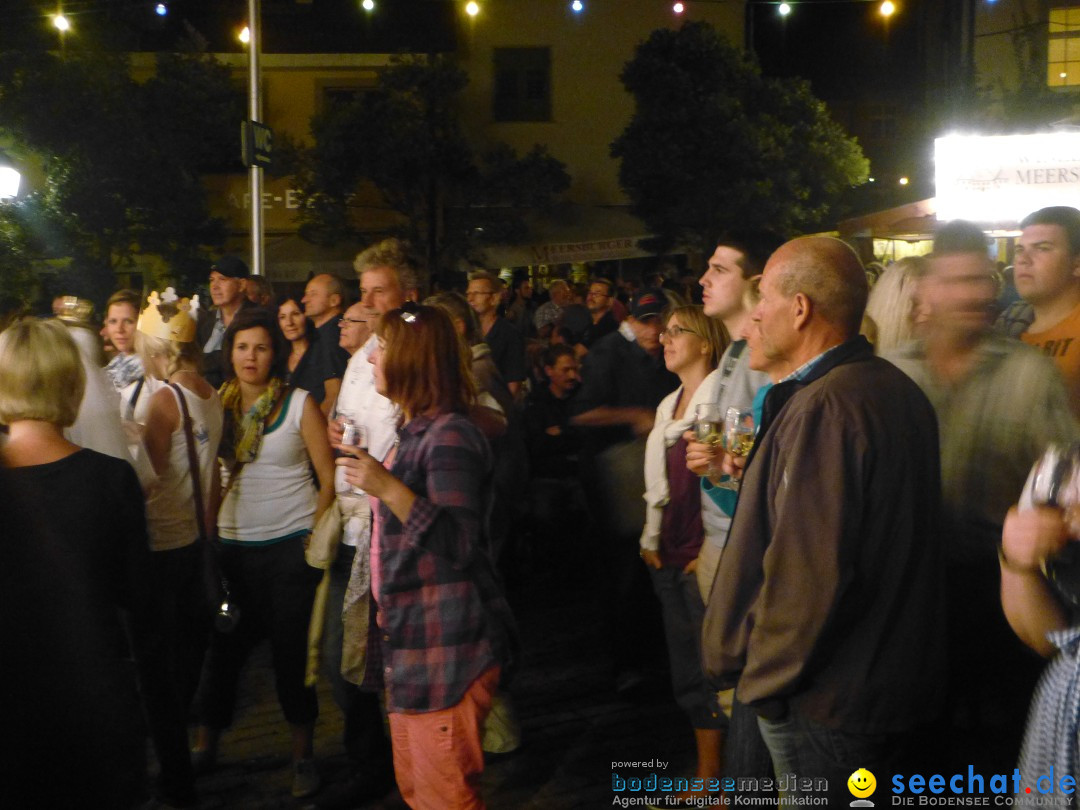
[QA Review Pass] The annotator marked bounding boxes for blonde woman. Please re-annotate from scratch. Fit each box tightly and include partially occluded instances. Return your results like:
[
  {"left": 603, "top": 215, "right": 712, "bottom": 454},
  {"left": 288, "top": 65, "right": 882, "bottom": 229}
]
[
  {"left": 864, "top": 256, "right": 928, "bottom": 354},
  {"left": 135, "top": 289, "right": 224, "bottom": 807},
  {"left": 640, "top": 305, "right": 730, "bottom": 800},
  {"left": 0, "top": 318, "right": 154, "bottom": 806}
]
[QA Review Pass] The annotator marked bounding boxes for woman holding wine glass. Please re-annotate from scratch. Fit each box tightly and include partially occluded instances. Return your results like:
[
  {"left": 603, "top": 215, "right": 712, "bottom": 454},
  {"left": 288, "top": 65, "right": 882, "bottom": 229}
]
[
  {"left": 640, "top": 304, "right": 729, "bottom": 798},
  {"left": 334, "top": 303, "right": 517, "bottom": 808}
]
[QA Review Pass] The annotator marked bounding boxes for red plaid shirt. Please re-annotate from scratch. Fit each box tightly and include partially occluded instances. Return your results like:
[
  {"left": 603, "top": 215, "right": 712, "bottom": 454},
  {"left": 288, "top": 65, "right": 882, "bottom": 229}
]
[{"left": 374, "top": 411, "right": 515, "bottom": 712}]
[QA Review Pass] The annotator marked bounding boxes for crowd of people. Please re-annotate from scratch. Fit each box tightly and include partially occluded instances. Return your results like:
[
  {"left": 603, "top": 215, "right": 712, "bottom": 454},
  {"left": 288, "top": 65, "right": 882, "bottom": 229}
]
[{"left": 3, "top": 205, "right": 1080, "bottom": 809}]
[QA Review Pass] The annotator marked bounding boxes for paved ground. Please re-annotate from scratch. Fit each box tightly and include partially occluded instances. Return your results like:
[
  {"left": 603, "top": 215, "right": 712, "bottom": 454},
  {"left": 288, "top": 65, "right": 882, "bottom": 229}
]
[{"left": 184, "top": 561, "right": 695, "bottom": 809}]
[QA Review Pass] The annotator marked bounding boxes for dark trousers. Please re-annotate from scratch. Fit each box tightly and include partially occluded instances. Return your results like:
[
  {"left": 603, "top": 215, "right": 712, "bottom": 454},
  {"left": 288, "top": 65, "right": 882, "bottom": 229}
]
[
  {"left": 200, "top": 539, "right": 320, "bottom": 729},
  {"left": 944, "top": 561, "right": 1044, "bottom": 773},
  {"left": 649, "top": 566, "right": 725, "bottom": 730},
  {"left": 323, "top": 544, "right": 393, "bottom": 781},
  {"left": 134, "top": 542, "right": 209, "bottom": 804}
]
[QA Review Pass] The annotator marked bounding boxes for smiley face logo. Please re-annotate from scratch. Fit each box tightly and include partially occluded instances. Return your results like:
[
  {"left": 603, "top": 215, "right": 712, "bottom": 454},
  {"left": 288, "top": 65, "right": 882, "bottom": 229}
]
[{"left": 848, "top": 768, "right": 877, "bottom": 799}]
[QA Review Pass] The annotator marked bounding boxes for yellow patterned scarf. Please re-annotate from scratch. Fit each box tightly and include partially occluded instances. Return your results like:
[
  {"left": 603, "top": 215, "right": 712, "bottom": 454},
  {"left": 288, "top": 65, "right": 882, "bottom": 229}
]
[{"left": 219, "top": 377, "right": 285, "bottom": 464}]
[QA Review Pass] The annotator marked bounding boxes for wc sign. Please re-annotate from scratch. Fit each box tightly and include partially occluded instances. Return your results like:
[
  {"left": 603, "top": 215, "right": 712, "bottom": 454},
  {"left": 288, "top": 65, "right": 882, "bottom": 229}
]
[{"left": 241, "top": 121, "right": 274, "bottom": 169}]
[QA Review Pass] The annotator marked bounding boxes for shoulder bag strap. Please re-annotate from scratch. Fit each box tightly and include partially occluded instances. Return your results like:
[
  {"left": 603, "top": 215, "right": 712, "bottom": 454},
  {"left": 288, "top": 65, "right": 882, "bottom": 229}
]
[
  {"left": 169, "top": 382, "right": 209, "bottom": 544},
  {"left": 126, "top": 376, "right": 146, "bottom": 421}
]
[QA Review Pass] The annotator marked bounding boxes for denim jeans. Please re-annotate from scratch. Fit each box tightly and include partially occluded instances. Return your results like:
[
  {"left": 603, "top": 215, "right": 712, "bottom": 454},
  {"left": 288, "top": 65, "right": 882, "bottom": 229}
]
[{"left": 758, "top": 709, "right": 910, "bottom": 807}]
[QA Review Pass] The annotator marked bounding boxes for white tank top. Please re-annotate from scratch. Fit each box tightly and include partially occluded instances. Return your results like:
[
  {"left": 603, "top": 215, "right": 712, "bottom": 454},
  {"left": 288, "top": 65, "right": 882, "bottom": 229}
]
[
  {"left": 217, "top": 388, "right": 317, "bottom": 545},
  {"left": 145, "top": 384, "right": 224, "bottom": 552}
]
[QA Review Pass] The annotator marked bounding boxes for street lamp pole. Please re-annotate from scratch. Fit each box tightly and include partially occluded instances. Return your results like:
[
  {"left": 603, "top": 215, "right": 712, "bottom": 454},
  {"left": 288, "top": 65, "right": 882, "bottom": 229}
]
[{"left": 247, "top": 0, "right": 264, "bottom": 277}]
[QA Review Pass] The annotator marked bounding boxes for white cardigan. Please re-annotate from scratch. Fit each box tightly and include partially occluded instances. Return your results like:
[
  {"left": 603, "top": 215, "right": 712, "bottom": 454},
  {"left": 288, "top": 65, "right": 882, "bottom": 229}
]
[{"left": 640, "top": 368, "right": 723, "bottom": 553}]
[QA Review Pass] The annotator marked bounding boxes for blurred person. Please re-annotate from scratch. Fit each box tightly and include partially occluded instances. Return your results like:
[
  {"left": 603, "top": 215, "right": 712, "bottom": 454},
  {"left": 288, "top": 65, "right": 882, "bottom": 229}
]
[
  {"left": 704, "top": 237, "right": 947, "bottom": 807},
  {"left": 523, "top": 344, "right": 582, "bottom": 479},
  {"left": 505, "top": 270, "right": 536, "bottom": 338},
  {"left": 640, "top": 306, "right": 729, "bottom": 800},
  {"left": 575, "top": 277, "right": 619, "bottom": 355},
  {"left": 335, "top": 304, "right": 517, "bottom": 810},
  {"left": 56, "top": 296, "right": 156, "bottom": 488},
  {"left": 571, "top": 288, "right": 678, "bottom": 693},
  {"left": 192, "top": 307, "right": 334, "bottom": 799},
  {"left": 0, "top": 318, "right": 156, "bottom": 807},
  {"left": 467, "top": 271, "right": 526, "bottom": 398},
  {"left": 134, "top": 290, "right": 224, "bottom": 807},
  {"left": 303, "top": 273, "right": 351, "bottom": 399},
  {"left": 246, "top": 275, "right": 275, "bottom": 308},
  {"left": 886, "top": 221, "right": 1079, "bottom": 773},
  {"left": 864, "top": 256, "right": 929, "bottom": 354},
  {"left": 533, "top": 278, "right": 571, "bottom": 335},
  {"left": 337, "top": 300, "right": 370, "bottom": 355},
  {"left": 196, "top": 255, "right": 257, "bottom": 389},
  {"left": 277, "top": 294, "right": 342, "bottom": 416},
  {"left": 996, "top": 206, "right": 1080, "bottom": 415},
  {"left": 315, "top": 238, "right": 421, "bottom": 809},
  {"left": 103, "top": 290, "right": 145, "bottom": 391}
]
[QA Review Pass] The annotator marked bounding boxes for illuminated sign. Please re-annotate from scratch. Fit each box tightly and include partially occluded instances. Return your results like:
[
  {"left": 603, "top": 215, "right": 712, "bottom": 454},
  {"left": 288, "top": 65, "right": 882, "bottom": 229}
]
[{"left": 935, "top": 133, "right": 1080, "bottom": 223}]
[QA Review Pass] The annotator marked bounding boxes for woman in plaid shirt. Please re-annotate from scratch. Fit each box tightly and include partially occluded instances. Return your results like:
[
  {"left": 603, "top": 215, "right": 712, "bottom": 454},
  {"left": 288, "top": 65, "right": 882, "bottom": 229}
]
[{"left": 336, "top": 303, "right": 515, "bottom": 809}]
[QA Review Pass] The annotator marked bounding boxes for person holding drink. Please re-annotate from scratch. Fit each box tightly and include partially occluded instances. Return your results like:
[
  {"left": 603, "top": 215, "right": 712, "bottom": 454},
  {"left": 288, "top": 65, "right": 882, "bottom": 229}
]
[
  {"left": 1001, "top": 446, "right": 1080, "bottom": 793},
  {"left": 335, "top": 303, "right": 516, "bottom": 809},
  {"left": 640, "top": 305, "right": 730, "bottom": 798}
]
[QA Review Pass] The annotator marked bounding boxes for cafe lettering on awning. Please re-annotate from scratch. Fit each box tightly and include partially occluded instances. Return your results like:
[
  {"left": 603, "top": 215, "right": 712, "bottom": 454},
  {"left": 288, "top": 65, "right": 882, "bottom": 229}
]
[{"left": 935, "top": 133, "right": 1080, "bottom": 224}]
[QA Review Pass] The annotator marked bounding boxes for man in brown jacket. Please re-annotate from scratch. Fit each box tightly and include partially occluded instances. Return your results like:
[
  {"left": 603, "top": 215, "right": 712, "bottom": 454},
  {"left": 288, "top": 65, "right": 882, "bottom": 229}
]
[{"left": 702, "top": 237, "right": 946, "bottom": 806}]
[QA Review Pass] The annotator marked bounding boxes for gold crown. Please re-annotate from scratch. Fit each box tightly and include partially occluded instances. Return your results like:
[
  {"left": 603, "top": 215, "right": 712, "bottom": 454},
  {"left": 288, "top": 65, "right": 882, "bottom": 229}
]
[
  {"left": 137, "top": 288, "right": 199, "bottom": 343},
  {"left": 55, "top": 296, "right": 95, "bottom": 326}
]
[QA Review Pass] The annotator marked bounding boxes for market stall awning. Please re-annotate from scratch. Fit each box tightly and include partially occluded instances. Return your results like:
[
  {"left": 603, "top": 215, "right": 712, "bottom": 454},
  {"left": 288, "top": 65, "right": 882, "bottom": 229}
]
[
  {"left": 262, "top": 235, "right": 363, "bottom": 282},
  {"left": 480, "top": 205, "right": 655, "bottom": 268},
  {"left": 838, "top": 198, "right": 938, "bottom": 242}
]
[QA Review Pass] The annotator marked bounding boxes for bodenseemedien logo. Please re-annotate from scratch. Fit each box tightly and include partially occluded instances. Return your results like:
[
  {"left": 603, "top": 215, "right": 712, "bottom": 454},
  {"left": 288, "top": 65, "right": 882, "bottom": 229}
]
[{"left": 849, "top": 768, "right": 877, "bottom": 807}]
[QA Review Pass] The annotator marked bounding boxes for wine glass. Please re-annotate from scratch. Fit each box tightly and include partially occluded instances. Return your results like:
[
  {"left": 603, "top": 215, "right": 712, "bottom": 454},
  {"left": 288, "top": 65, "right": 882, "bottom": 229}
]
[
  {"left": 693, "top": 403, "right": 735, "bottom": 490},
  {"left": 724, "top": 407, "right": 755, "bottom": 459}
]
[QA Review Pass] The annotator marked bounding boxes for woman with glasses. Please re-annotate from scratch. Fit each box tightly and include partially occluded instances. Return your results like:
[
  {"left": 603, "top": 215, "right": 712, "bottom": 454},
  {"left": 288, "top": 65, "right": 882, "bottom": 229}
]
[
  {"left": 336, "top": 304, "right": 516, "bottom": 809},
  {"left": 276, "top": 294, "right": 342, "bottom": 417},
  {"left": 640, "top": 304, "right": 730, "bottom": 800}
]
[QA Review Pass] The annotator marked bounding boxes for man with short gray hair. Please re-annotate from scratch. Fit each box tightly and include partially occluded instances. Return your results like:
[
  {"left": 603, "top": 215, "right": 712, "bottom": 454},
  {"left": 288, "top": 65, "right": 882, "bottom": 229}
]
[{"left": 704, "top": 237, "right": 946, "bottom": 807}]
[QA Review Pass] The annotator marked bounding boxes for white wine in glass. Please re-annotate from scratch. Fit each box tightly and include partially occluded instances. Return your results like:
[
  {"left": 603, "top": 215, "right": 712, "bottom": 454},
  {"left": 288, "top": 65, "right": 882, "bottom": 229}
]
[{"left": 725, "top": 407, "right": 755, "bottom": 458}]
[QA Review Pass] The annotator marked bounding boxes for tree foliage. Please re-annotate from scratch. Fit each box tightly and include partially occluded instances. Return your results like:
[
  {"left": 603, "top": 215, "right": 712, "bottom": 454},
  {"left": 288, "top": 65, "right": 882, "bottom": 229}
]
[
  {"left": 285, "top": 54, "right": 570, "bottom": 275},
  {"left": 0, "top": 50, "right": 242, "bottom": 306},
  {"left": 611, "top": 22, "right": 869, "bottom": 252}
]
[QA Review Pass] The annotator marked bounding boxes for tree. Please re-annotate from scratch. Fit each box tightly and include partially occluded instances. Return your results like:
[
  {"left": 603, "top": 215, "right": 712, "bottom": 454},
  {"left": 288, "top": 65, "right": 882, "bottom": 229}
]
[
  {"left": 611, "top": 22, "right": 869, "bottom": 252},
  {"left": 0, "top": 50, "right": 243, "bottom": 305},
  {"left": 284, "top": 54, "right": 570, "bottom": 276}
]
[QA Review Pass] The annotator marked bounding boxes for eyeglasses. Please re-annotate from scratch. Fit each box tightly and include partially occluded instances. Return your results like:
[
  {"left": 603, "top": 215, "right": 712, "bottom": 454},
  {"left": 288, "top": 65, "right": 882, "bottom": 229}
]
[
  {"left": 659, "top": 325, "right": 700, "bottom": 341},
  {"left": 338, "top": 317, "right": 366, "bottom": 325}
]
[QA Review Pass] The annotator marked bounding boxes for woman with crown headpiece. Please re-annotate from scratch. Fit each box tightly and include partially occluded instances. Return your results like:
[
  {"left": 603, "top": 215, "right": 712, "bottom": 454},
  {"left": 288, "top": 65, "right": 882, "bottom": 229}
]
[{"left": 135, "top": 288, "right": 224, "bottom": 807}]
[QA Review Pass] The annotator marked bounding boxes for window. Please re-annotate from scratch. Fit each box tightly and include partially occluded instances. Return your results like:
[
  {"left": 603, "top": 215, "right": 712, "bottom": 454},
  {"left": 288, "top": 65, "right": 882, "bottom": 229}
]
[
  {"left": 493, "top": 48, "right": 552, "bottom": 122},
  {"left": 1049, "top": 7, "right": 1080, "bottom": 87}
]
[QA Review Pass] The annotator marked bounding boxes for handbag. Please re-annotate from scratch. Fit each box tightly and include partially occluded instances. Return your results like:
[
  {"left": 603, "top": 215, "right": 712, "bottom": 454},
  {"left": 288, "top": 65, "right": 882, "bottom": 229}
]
[{"left": 170, "top": 382, "right": 241, "bottom": 633}]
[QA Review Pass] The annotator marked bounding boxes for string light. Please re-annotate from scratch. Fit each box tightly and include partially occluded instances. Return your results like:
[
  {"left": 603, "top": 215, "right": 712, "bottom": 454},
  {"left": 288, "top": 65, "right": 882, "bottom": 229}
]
[
  {"left": 673, "top": 2, "right": 684, "bottom": 13},
  {"left": 155, "top": 2, "right": 167, "bottom": 16},
  {"left": 52, "top": 13, "right": 71, "bottom": 31},
  {"left": 880, "top": 1, "right": 896, "bottom": 17},
  {"left": 570, "top": 0, "right": 583, "bottom": 12},
  {"left": 465, "top": 1, "right": 480, "bottom": 16},
  {"left": 778, "top": 3, "right": 791, "bottom": 15},
  {"left": 898, "top": 176, "right": 909, "bottom": 186},
  {"left": 238, "top": 25, "right": 250, "bottom": 44},
  {"left": 362, "top": 0, "right": 374, "bottom": 9}
]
